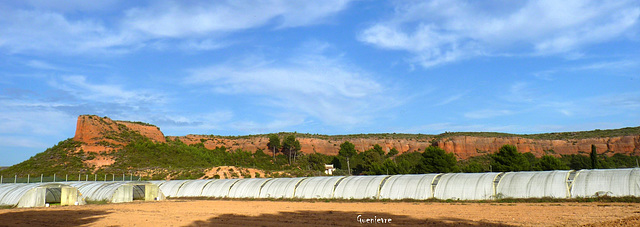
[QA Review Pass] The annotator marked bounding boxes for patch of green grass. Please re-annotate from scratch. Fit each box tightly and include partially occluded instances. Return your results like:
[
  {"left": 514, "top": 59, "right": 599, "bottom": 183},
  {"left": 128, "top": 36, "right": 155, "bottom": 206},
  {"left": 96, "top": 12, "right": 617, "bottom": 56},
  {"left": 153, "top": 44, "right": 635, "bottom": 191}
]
[{"left": 0, "top": 205, "right": 14, "bottom": 209}]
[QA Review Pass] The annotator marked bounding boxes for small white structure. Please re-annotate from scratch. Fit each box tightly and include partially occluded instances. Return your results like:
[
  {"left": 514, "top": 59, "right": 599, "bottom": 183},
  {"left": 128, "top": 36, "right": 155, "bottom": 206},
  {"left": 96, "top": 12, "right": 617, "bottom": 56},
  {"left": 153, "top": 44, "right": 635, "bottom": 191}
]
[{"left": 324, "top": 164, "right": 335, "bottom": 175}]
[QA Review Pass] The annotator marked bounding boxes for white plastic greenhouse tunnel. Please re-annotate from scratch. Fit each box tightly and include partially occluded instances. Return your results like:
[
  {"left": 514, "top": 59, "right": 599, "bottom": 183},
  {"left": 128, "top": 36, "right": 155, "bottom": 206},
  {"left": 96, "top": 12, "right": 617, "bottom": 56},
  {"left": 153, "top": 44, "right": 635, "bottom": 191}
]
[
  {"left": 293, "top": 176, "right": 346, "bottom": 199},
  {"left": 571, "top": 168, "right": 640, "bottom": 198},
  {"left": 227, "top": 178, "right": 273, "bottom": 198},
  {"left": 333, "top": 175, "right": 390, "bottom": 199},
  {"left": 0, "top": 183, "right": 84, "bottom": 208},
  {"left": 496, "top": 170, "right": 573, "bottom": 199},
  {"left": 151, "top": 180, "right": 190, "bottom": 198},
  {"left": 379, "top": 174, "right": 441, "bottom": 200},
  {"left": 146, "top": 168, "right": 640, "bottom": 202},
  {"left": 434, "top": 172, "right": 502, "bottom": 200},
  {"left": 259, "top": 177, "right": 307, "bottom": 199},
  {"left": 201, "top": 179, "right": 240, "bottom": 198},
  {"left": 68, "top": 181, "right": 164, "bottom": 203}
]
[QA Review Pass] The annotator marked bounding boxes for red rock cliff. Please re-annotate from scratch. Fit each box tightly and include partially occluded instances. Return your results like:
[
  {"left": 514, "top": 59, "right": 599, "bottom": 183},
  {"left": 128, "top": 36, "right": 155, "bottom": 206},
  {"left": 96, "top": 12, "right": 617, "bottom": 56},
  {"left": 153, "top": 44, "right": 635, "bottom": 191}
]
[
  {"left": 73, "top": 115, "right": 165, "bottom": 151},
  {"left": 72, "top": 115, "right": 640, "bottom": 160}
]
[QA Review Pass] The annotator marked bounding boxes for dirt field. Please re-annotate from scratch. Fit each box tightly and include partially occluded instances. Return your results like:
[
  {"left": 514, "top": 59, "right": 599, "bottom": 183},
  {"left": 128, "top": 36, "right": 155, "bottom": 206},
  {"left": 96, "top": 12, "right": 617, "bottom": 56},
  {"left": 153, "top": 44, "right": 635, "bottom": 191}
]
[{"left": 1, "top": 200, "right": 640, "bottom": 226}]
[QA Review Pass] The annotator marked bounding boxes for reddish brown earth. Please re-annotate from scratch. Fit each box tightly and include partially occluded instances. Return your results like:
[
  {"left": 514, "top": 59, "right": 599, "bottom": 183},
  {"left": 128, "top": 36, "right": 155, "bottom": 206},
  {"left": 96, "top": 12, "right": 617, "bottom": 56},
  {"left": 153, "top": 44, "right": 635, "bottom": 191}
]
[
  {"left": 73, "top": 115, "right": 166, "bottom": 168},
  {"left": 1, "top": 200, "right": 639, "bottom": 226},
  {"left": 72, "top": 115, "right": 640, "bottom": 162}
]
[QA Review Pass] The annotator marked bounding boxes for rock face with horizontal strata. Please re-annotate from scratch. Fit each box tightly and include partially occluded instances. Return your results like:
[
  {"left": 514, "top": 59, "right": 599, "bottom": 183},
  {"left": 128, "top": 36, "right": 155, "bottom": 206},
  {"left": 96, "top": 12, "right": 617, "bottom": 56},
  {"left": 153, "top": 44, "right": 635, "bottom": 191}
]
[{"left": 72, "top": 115, "right": 639, "bottom": 161}]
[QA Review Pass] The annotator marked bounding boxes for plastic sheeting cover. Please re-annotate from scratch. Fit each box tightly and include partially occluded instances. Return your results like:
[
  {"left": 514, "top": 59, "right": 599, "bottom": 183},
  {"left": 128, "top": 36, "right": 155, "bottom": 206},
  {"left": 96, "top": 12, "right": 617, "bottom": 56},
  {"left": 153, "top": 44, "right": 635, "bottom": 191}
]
[
  {"left": 155, "top": 180, "right": 189, "bottom": 198},
  {"left": 333, "top": 175, "right": 389, "bottom": 199},
  {"left": 379, "top": 174, "right": 440, "bottom": 200},
  {"left": 294, "top": 176, "right": 346, "bottom": 199},
  {"left": 434, "top": 172, "right": 500, "bottom": 200},
  {"left": 259, "top": 178, "right": 307, "bottom": 199},
  {"left": 68, "top": 182, "right": 133, "bottom": 202},
  {"left": 201, "top": 179, "right": 240, "bottom": 198},
  {"left": 175, "top": 180, "right": 216, "bottom": 197},
  {"left": 496, "top": 171, "right": 571, "bottom": 199},
  {"left": 571, "top": 168, "right": 640, "bottom": 198},
  {"left": 228, "top": 178, "right": 272, "bottom": 198},
  {"left": 0, "top": 183, "right": 67, "bottom": 206}
]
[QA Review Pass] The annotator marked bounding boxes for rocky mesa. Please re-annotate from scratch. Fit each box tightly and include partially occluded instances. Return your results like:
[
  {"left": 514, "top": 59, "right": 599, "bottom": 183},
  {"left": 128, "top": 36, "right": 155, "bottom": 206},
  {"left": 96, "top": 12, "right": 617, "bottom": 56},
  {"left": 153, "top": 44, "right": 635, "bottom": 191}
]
[{"left": 72, "top": 115, "right": 640, "bottom": 160}]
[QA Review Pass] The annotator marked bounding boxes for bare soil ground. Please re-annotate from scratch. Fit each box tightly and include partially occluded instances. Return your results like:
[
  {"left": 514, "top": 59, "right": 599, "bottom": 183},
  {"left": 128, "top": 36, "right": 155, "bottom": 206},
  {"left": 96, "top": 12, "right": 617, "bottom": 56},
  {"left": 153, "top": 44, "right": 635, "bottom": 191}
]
[{"left": 1, "top": 200, "right": 640, "bottom": 226}]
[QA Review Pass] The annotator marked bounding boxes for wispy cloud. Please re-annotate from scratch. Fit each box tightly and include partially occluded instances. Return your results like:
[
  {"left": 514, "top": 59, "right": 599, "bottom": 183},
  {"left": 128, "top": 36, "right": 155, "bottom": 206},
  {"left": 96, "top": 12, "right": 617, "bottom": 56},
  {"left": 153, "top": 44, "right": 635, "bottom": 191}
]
[
  {"left": 534, "top": 59, "right": 640, "bottom": 80},
  {"left": 50, "top": 75, "right": 164, "bottom": 105},
  {"left": 125, "top": 0, "right": 352, "bottom": 38},
  {"left": 435, "top": 92, "right": 466, "bottom": 106},
  {"left": 24, "top": 60, "right": 65, "bottom": 71},
  {"left": 186, "top": 49, "right": 401, "bottom": 127},
  {"left": 358, "top": 0, "right": 640, "bottom": 67},
  {"left": 0, "top": 1, "right": 353, "bottom": 54}
]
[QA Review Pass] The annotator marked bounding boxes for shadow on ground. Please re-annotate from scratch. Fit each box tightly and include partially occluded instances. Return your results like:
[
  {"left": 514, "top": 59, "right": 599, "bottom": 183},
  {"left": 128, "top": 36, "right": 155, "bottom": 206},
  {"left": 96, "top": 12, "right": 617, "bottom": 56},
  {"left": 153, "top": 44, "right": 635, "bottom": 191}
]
[
  {"left": 186, "top": 210, "right": 513, "bottom": 227},
  {"left": 0, "top": 210, "right": 110, "bottom": 226}
]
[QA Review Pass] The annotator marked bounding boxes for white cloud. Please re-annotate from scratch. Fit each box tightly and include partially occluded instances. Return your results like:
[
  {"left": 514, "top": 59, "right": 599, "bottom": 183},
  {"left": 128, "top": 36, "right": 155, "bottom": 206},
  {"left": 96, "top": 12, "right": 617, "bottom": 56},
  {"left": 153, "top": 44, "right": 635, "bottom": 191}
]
[
  {"left": 0, "top": 0, "right": 352, "bottom": 54},
  {"left": 533, "top": 59, "right": 640, "bottom": 80},
  {"left": 50, "top": 75, "right": 164, "bottom": 105},
  {"left": 187, "top": 51, "right": 399, "bottom": 126},
  {"left": 359, "top": 0, "right": 640, "bottom": 67},
  {"left": 125, "top": 0, "right": 351, "bottom": 38},
  {"left": 25, "top": 60, "right": 65, "bottom": 71},
  {"left": 0, "top": 9, "right": 135, "bottom": 54},
  {"left": 152, "top": 111, "right": 235, "bottom": 135},
  {"left": 435, "top": 92, "right": 466, "bottom": 106}
]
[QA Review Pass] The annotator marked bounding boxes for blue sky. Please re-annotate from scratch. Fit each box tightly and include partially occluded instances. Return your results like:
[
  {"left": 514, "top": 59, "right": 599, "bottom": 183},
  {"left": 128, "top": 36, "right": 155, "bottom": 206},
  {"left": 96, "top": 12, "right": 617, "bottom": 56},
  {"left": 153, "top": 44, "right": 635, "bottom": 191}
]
[{"left": 1, "top": 0, "right": 639, "bottom": 166}]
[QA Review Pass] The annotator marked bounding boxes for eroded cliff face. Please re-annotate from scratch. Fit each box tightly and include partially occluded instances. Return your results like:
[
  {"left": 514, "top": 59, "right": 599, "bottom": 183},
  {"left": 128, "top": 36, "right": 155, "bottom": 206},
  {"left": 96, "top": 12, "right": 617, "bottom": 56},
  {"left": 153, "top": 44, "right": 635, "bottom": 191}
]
[
  {"left": 169, "top": 134, "right": 640, "bottom": 159},
  {"left": 436, "top": 136, "right": 640, "bottom": 159},
  {"left": 73, "top": 115, "right": 166, "bottom": 167},
  {"left": 71, "top": 115, "right": 640, "bottom": 163},
  {"left": 167, "top": 135, "right": 433, "bottom": 156}
]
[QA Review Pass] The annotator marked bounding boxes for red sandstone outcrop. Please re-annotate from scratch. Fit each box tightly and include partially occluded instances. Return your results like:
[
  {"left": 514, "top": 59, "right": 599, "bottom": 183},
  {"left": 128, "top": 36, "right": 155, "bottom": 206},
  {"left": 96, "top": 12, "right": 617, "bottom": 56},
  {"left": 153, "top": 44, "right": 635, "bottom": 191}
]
[
  {"left": 437, "top": 136, "right": 640, "bottom": 159},
  {"left": 73, "top": 115, "right": 165, "bottom": 145},
  {"left": 72, "top": 115, "right": 166, "bottom": 167},
  {"left": 70, "top": 115, "right": 640, "bottom": 162}
]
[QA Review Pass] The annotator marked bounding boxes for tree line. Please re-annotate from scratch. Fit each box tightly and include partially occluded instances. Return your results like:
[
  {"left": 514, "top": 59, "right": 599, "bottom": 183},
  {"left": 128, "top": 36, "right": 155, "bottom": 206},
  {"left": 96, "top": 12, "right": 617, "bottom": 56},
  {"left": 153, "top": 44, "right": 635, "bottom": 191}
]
[{"left": 2, "top": 133, "right": 639, "bottom": 179}]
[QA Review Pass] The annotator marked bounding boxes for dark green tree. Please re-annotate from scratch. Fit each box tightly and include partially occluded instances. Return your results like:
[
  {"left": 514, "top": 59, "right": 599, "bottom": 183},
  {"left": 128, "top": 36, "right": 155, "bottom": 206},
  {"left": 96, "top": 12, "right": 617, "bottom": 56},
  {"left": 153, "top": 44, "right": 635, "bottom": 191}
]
[
  {"left": 416, "top": 146, "right": 457, "bottom": 173},
  {"left": 395, "top": 151, "right": 423, "bottom": 174},
  {"left": 534, "top": 155, "right": 569, "bottom": 171},
  {"left": 357, "top": 147, "right": 385, "bottom": 174},
  {"left": 371, "top": 144, "right": 385, "bottom": 156},
  {"left": 461, "top": 161, "right": 484, "bottom": 173},
  {"left": 590, "top": 144, "right": 598, "bottom": 169},
  {"left": 282, "top": 135, "right": 301, "bottom": 165},
  {"left": 338, "top": 141, "right": 357, "bottom": 175},
  {"left": 267, "top": 134, "right": 281, "bottom": 161},
  {"left": 523, "top": 152, "right": 538, "bottom": 167},
  {"left": 563, "top": 154, "right": 591, "bottom": 170},
  {"left": 386, "top": 147, "right": 399, "bottom": 158},
  {"left": 491, "top": 145, "right": 530, "bottom": 172}
]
